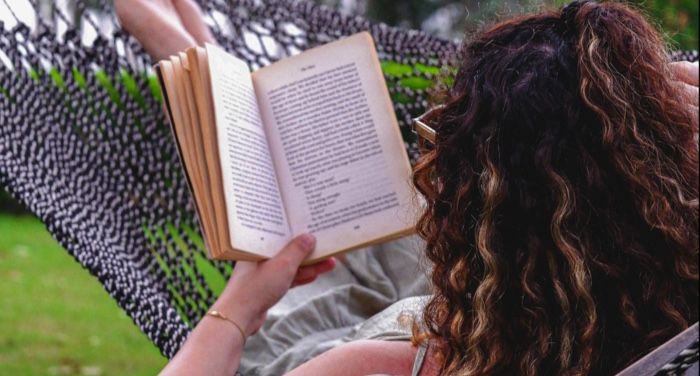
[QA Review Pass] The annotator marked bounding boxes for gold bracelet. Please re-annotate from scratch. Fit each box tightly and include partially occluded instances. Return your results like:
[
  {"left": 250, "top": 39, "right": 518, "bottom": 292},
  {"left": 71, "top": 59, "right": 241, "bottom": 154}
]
[{"left": 207, "top": 310, "right": 247, "bottom": 342}]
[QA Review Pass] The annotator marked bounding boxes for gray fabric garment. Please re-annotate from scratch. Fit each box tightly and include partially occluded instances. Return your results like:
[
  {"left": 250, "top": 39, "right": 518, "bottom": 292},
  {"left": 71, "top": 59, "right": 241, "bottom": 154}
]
[{"left": 240, "top": 235, "right": 430, "bottom": 376}]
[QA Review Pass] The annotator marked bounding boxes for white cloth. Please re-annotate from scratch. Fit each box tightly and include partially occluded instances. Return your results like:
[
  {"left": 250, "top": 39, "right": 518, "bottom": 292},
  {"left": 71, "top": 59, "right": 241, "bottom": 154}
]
[{"left": 240, "top": 235, "right": 430, "bottom": 376}]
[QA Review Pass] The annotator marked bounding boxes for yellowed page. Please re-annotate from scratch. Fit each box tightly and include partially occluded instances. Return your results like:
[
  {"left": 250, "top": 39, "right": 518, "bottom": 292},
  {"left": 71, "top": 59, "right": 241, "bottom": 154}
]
[
  {"left": 158, "top": 59, "right": 220, "bottom": 254},
  {"left": 252, "top": 32, "right": 416, "bottom": 260},
  {"left": 205, "top": 44, "right": 291, "bottom": 257},
  {"left": 176, "top": 54, "right": 219, "bottom": 249}
]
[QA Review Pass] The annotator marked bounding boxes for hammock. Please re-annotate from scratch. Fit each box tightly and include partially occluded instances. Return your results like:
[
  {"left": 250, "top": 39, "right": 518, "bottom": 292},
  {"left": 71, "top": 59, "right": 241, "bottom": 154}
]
[{"left": 0, "top": 0, "right": 697, "bottom": 373}]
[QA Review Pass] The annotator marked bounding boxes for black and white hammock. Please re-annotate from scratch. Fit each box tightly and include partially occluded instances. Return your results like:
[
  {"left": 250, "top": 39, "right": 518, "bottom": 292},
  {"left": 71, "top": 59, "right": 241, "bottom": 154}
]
[{"left": 0, "top": 0, "right": 697, "bottom": 374}]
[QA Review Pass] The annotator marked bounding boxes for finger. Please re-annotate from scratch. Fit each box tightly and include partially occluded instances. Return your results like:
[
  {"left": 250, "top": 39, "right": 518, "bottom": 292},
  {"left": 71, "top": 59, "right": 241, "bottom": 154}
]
[
  {"left": 268, "top": 234, "right": 316, "bottom": 278},
  {"left": 172, "top": 0, "right": 217, "bottom": 45},
  {"left": 291, "top": 276, "right": 318, "bottom": 288},
  {"left": 671, "top": 61, "right": 699, "bottom": 87},
  {"left": 293, "top": 258, "right": 336, "bottom": 282}
]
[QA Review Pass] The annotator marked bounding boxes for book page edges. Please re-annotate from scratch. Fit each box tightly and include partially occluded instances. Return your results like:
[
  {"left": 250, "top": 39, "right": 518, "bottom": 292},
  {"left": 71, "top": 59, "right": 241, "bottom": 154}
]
[
  {"left": 174, "top": 52, "right": 226, "bottom": 259},
  {"left": 155, "top": 61, "right": 220, "bottom": 255},
  {"left": 158, "top": 54, "right": 264, "bottom": 262}
]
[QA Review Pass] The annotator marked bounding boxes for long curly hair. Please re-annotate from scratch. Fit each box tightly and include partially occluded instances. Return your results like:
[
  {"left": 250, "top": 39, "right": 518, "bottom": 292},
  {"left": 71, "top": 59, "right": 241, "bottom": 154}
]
[{"left": 413, "top": 1, "right": 699, "bottom": 374}]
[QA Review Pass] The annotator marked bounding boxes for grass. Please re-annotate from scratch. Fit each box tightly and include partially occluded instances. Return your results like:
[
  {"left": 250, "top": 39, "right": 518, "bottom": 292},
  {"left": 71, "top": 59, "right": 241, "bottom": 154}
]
[{"left": 0, "top": 214, "right": 167, "bottom": 375}]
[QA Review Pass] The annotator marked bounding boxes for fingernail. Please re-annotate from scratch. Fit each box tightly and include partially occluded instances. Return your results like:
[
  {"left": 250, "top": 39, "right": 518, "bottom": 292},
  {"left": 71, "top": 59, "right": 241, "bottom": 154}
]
[
  {"left": 299, "top": 234, "right": 316, "bottom": 250},
  {"left": 321, "top": 258, "right": 336, "bottom": 272}
]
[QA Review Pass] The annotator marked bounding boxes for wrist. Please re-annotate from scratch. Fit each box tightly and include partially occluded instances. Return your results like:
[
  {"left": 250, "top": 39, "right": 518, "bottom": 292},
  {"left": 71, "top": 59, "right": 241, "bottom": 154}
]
[
  {"left": 213, "top": 290, "right": 262, "bottom": 336},
  {"left": 206, "top": 310, "right": 248, "bottom": 343}
]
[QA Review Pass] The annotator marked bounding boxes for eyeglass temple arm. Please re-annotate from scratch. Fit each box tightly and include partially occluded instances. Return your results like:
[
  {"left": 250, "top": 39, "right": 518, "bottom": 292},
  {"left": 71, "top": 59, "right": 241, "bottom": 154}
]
[{"left": 413, "top": 119, "right": 437, "bottom": 144}]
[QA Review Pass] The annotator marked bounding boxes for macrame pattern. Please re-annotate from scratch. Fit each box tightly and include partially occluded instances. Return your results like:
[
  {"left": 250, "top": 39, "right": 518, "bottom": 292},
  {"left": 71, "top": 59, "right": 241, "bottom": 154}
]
[
  {"left": 656, "top": 339, "right": 699, "bottom": 376},
  {"left": 0, "top": 0, "right": 697, "bottom": 369}
]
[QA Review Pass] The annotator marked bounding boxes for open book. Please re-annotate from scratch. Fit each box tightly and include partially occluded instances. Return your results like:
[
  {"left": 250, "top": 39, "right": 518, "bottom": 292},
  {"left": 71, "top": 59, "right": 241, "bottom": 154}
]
[{"left": 156, "top": 32, "right": 416, "bottom": 263}]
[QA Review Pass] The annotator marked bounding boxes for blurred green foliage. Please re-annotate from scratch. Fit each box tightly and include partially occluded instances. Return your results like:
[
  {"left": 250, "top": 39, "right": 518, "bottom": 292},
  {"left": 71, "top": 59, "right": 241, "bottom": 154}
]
[
  {"left": 548, "top": 0, "right": 699, "bottom": 49},
  {"left": 637, "top": 0, "right": 699, "bottom": 49},
  {"left": 545, "top": 0, "right": 698, "bottom": 49},
  {"left": 317, "top": 0, "right": 699, "bottom": 50}
]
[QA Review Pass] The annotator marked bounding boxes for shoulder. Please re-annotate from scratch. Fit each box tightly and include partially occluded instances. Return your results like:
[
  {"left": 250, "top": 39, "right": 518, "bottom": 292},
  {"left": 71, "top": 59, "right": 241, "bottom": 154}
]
[{"left": 286, "top": 340, "right": 417, "bottom": 376}]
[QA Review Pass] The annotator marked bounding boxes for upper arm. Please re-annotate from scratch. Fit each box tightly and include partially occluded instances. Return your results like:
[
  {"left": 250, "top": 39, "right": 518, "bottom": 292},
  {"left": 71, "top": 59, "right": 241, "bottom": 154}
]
[{"left": 285, "top": 340, "right": 417, "bottom": 376}]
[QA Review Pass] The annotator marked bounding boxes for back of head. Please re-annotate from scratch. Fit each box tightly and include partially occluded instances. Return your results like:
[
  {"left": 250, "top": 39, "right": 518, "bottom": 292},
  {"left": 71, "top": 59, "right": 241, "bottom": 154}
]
[{"left": 413, "top": 1, "right": 699, "bottom": 375}]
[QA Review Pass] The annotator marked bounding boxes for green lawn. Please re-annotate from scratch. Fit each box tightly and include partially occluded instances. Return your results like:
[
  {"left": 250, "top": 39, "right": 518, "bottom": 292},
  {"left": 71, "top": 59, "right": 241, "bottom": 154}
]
[{"left": 0, "top": 214, "right": 167, "bottom": 375}]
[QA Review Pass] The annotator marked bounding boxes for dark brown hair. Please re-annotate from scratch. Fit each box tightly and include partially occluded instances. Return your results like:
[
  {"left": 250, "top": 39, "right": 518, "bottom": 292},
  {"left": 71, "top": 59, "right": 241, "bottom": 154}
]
[{"left": 413, "top": 1, "right": 699, "bottom": 374}]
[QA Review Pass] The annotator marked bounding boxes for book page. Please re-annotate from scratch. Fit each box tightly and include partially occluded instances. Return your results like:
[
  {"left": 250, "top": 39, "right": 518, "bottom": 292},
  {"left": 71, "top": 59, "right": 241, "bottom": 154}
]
[
  {"left": 186, "top": 47, "right": 262, "bottom": 261},
  {"left": 253, "top": 33, "right": 416, "bottom": 259},
  {"left": 206, "top": 44, "right": 291, "bottom": 256}
]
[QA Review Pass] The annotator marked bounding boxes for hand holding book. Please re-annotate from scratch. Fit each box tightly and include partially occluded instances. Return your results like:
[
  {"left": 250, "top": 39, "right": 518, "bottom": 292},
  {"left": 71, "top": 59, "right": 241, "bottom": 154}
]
[
  {"left": 161, "top": 233, "right": 337, "bottom": 375},
  {"left": 214, "top": 234, "right": 335, "bottom": 337}
]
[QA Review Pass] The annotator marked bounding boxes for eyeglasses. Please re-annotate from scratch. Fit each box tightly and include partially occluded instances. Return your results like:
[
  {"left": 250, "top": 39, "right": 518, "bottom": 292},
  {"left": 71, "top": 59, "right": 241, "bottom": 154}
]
[{"left": 411, "top": 105, "right": 442, "bottom": 147}]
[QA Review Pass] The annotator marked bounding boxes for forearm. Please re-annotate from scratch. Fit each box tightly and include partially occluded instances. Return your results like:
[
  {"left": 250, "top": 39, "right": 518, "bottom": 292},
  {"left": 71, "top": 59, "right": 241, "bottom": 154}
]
[
  {"left": 158, "top": 235, "right": 327, "bottom": 375},
  {"left": 160, "top": 290, "right": 254, "bottom": 376},
  {"left": 160, "top": 317, "right": 245, "bottom": 376}
]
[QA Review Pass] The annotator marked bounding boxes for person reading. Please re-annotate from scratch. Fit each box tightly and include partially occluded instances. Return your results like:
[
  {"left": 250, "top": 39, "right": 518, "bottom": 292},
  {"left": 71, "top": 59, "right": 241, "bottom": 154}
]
[{"left": 117, "top": 0, "right": 698, "bottom": 374}]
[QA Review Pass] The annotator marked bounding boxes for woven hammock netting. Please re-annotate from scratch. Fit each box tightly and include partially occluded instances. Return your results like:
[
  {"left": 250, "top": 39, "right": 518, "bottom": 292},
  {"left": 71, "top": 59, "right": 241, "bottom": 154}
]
[{"left": 0, "top": 0, "right": 698, "bottom": 362}]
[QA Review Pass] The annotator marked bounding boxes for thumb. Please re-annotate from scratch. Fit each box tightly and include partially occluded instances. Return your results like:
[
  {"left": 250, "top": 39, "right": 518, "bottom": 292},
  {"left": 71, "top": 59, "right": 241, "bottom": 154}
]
[{"left": 270, "top": 234, "right": 316, "bottom": 277}]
